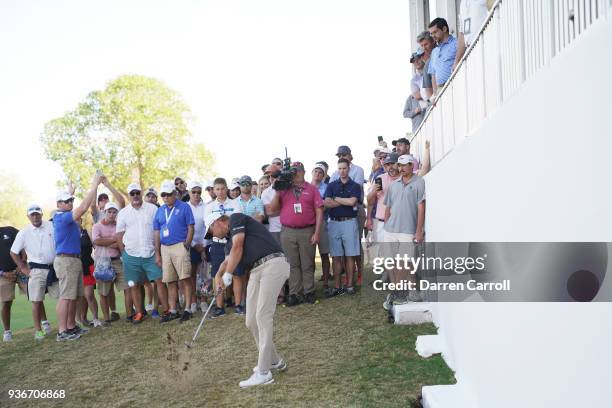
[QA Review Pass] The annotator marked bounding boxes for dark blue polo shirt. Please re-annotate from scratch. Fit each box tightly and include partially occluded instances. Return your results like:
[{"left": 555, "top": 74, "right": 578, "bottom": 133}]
[{"left": 324, "top": 177, "right": 362, "bottom": 219}]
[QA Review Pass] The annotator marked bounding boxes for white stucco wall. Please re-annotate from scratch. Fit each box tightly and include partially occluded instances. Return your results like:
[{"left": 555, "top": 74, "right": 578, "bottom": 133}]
[{"left": 422, "top": 12, "right": 612, "bottom": 408}]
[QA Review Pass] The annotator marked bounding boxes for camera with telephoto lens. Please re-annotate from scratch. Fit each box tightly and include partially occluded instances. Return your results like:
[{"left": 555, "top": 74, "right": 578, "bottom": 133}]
[{"left": 272, "top": 148, "right": 295, "bottom": 191}]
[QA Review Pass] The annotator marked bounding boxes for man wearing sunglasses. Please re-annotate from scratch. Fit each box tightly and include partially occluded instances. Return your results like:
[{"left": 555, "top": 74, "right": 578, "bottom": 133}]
[
  {"left": 116, "top": 183, "right": 169, "bottom": 323},
  {"left": 187, "top": 181, "right": 207, "bottom": 315},
  {"left": 174, "top": 177, "right": 190, "bottom": 203},
  {"left": 154, "top": 181, "right": 195, "bottom": 322},
  {"left": 52, "top": 172, "right": 103, "bottom": 341}
]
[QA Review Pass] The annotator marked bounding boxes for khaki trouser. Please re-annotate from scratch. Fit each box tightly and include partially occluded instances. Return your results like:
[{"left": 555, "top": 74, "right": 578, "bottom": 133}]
[
  {"left": 246, "top": 257, "right": 290, "bottom": 374},
  {"left": 280, "top": 225, "right": 315, "bottom": 296}
]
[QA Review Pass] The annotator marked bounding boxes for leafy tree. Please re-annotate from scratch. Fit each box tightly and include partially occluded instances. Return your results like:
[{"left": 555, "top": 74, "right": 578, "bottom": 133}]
[
  {"left": 0, "top": 171, "right": 32, "bottom": 228},
  {"left": 40, "top": 75, "right": 214, "bottom": 195}
]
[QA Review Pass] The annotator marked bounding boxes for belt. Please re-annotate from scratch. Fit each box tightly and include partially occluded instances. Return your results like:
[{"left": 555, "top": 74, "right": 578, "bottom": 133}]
[
  {"left": 250, "top": 252, "right": 285, "bottom": 271},
  {"left": 212, "top": 238, "right": 227, "bottom": 244},
  {"left": 283, "top": 224, "right": 315, "bottom": 229},
  {"left": 110, "top": 256, "right": 120, "bottom": 261},
  {"left": 331, "top": 217, "right": 356, "bottom": 222},
  {"left": 28, "top": 262, "right": 53, "bottom": 270},
  {"left": 57, "top": 253, "right": 80, "bottom": 258}
]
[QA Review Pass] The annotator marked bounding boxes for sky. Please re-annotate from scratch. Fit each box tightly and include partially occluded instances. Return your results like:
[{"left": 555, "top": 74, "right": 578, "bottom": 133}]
[{"left": 0, "top": 0, "right": 413, "bottom": 207}]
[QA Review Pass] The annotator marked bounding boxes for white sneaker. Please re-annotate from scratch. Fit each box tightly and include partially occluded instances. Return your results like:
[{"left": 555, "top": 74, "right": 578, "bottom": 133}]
[
  {"left": 190, "top": 302, "right": 198, "bottom": 314},
  {"left": 199, "top": 302, "right": 209, "bottom": 312},
  {"left": 34, "top": 330, "right": 46, "bottom": 340},
  {"left": 92, "top": 319, "right": 103, "bottom": 328},
  {"left": 253, "top": 358, "right": 287, "bottom": 373},
  {"left": 145, "top": 303, "right": 154, "bottom": 312},
  {"left": 3, "top": 330, "right": 13, "bottom": 342},
  {"left": 239, "top": 370, "right": 274, "bottom": 388},
  {"left": 41, "top": 321, "right": 52, "bottom": 335}
]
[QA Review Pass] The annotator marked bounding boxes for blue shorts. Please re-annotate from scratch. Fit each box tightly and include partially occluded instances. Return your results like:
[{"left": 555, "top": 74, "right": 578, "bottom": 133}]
[
  {"left": 209, "top": 241, "right": 245, "bottom": 277},
  {"left": 190, "top": 247, "right": 202, "bottom": 265},
  {"left": 121, "top": 252, "right": 162, "bottom": 284},
  {"left": 328, "top": 219, "right": 361, "bottom": 257}
]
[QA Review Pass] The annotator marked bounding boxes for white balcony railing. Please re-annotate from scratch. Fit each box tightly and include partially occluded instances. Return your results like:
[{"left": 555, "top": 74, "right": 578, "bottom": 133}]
[{"left": 410, "top": 0, "right": 609, "bottom": 166}]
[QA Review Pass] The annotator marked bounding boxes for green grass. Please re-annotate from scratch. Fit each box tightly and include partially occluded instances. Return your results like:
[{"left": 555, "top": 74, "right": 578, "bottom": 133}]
[{"left": 0, "top": 269, "right": 455, "bottom": 407}]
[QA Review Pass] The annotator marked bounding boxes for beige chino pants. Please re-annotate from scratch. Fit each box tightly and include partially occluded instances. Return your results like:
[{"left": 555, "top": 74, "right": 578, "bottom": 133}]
[{"left": 245, "top": 257, "right": 290, "bottom": 374}]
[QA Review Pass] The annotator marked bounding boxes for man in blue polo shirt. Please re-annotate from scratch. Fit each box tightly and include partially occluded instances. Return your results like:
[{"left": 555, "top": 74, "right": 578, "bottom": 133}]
[
  {"left": 428, "top": 17, "right": 457, "bottom": 93},
  {"left": 154, "top": 181, "right": 195, "bottom": 322},
  {"left": 53, "top": 173, "right": 102, "bottom": 341},
  {"left": 324, "top": 158, "right": 362, "bottom": 296}
]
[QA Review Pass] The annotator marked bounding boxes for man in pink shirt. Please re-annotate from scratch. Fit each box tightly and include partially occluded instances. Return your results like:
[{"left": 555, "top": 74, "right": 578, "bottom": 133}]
[{"left": 269, "top": 162, "right": 324, "bottom": 306}]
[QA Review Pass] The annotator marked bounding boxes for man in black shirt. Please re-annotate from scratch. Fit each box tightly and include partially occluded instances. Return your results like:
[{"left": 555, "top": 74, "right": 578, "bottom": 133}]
[
  {"left": 205, "top": 212, "right": 289, "bottom": 388},
  {"left": 1, "top": 226, "right": 19, "bottom": 342}
]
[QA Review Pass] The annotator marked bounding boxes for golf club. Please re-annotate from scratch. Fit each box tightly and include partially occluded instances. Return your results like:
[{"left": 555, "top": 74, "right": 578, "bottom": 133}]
[{"left": 185, "top": 288, "right": 221, "bottom": 349}]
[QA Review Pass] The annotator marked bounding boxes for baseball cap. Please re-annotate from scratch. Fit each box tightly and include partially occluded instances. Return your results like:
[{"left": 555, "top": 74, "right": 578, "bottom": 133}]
[
  {"left": 316, "top": 161, "right": 329, "bottom": 170},
  {"left": 127, "top": 183, "right": 142, "bottom": 193},
  {"left": 205, "top": 180, "right": 214, "bottom": 189},
  {"left": 392, "top": 137, "right": 411, "bottom": 146},
  {"left": 27, "top": 204, "right": 43, "bottom": 215},
  {"left": 104, "top": 202, "right": 119, "bottom": 212},
  {"left": 145, "top": 187, "right": 157, "bottom": 197},
  {"left": 397, "top": 154, "right": 416, "bottom": 165},
  {"left": 55, "top": 191, "right": 74, "bottom": 202},
  {"left": 378, "top": 147, "right": 392, "bottom": 155},
  {"left": 204, "top": 212, "right": 224, "bottom": 240},
  {"left": 336, "top": 145, "right": 351, "bottom": 156},
  {"left": 313, "top": 163, "right": 327, "bottom": 173},
  {"left": 410, "top": 47, "right": 425, "bottom": 63},
  {"left": 160, "top": 181, "right": 175, "bottom": 194},
  {"left": 383, "top": 153, "right": 399, "bottom": 164},
  {"left": 290, "top": 162, "right": 305, "bottom": 171},
  {"left": 229, "top": 182, "right": 240, "bottom": 190},
  {"left": 238, "top": 175, "right": 253, "bottom": 186},
  {"left": 187, "top": 180, "right": 203, "bottom": 190}
]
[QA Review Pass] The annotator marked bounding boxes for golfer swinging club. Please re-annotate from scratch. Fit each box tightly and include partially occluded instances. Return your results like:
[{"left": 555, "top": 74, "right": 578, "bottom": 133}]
[{"left": 204, "top": 211, "right": 290, "bottom": 388}]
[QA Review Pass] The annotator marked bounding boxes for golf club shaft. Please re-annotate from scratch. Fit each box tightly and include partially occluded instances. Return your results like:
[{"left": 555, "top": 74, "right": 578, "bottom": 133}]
[{"left": 188, "top": 289, "right": 221, "bottom": 346}]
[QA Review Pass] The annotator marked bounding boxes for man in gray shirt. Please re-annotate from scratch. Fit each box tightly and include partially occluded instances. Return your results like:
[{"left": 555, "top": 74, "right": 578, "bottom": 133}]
[{"left": 382, "top": 154, "right": 425, "bottom": 305}]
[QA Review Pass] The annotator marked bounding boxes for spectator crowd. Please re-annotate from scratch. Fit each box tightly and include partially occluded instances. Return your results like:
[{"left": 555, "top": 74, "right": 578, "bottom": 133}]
[{"left": 0, "top": 7, "right": 501, "bottom": 343}]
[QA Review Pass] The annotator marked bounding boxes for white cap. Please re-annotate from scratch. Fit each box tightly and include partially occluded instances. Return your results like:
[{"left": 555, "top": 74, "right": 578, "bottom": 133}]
[
  {"left": 205, "top": 179, "right": 215, "bottom": 189},
  {"left": 187, "top": 180, "right": 203, "bottom": 190},
  {"left": 27, "top": 204, "right": 43, "bottom": 215},
  {"left": 204, "top": 211, "right": 224, "bottom": 238},
  {"left": 229, "top": 182, "right": 240, "bottom": 190},
  {"left": 104, "top": 202, "right": 119, "bottom": 212},
  {"left": 313, "top": 163, "right": 327, "bottom": 173},
  {"left": 397, "top": 154, "right": 416, "bottom": 165},
  {"left": 56, "top": 191, "right": 74, "bottom": 202},
  {"left": 378, "top": 147, "right": 392, "bottom": 154},
  {"left": 127, "top": 183, "right": 142, "bottom": 193},
  {"left": 160, "top": 180, "right": 175, "bottom": 194}
]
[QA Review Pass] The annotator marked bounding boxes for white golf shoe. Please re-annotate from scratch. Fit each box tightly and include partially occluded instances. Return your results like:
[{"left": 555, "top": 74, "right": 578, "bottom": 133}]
[{"left": 239, "top": 370, "right": 274, "bottom": 388}]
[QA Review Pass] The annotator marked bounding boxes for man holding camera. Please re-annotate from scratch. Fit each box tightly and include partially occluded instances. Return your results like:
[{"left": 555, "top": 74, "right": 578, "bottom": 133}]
[{"left": 269, "top": 162, "right": 323, "bottom": 306}]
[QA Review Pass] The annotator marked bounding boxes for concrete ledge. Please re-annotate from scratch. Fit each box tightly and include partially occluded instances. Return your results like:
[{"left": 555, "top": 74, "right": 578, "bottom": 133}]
[
  {"left": 416, "top": 334, "right": 443, "bottom": 358},
  {"left": 422, "top": 384, "right": 475, "bottom": 408},
  {"left": 392, "top": 302, "right": 433, "bottom": 325}
]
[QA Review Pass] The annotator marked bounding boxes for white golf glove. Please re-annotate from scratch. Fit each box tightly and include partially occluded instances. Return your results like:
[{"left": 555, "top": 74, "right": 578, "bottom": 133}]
[{"left": 222, "top": 272, "right": 233, "bottom": 287}]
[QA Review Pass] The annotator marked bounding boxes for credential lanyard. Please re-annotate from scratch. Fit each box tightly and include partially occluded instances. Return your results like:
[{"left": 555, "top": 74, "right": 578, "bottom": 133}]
[{"left": 164, "top": 206, "right": 176, "bottom": 225}]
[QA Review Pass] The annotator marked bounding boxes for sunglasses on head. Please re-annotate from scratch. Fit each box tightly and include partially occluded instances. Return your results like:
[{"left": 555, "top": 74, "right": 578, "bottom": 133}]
[{"left": 129, "top": 191, "right": 141, "bottom": 196}]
